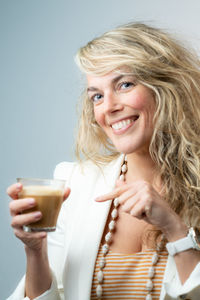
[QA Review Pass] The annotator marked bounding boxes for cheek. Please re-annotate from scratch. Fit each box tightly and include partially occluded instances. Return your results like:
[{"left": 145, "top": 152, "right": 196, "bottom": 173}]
[
  {"left": 93, "top": 108, "right": 104, "bottom": 127},
  {"left": 129, "top": 90, "right": 155, "bottom": 113},
  {"left": 129, "top": 96, "right": 146, "bottom": 110}
]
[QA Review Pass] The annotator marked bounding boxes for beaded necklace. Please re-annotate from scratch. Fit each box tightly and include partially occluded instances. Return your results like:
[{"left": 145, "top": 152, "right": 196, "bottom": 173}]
[{"left": 96, "top": 155, "right": 165, "bottom": 300}]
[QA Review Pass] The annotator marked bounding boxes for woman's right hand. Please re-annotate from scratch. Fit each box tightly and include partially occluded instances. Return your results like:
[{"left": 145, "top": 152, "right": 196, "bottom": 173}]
[{"left": 7, "top": 183, "right": 47, "bottom": 252}]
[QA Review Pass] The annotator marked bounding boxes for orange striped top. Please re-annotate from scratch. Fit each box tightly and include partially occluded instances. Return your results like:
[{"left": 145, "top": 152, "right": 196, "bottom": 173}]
[{"left": 91, "top": 245, "right": 168, "bottom": 299}]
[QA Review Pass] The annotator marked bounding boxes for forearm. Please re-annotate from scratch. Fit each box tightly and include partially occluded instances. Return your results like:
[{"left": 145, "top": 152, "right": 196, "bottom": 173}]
[
  {"left": 173, "top": 249, "right": 200, "bottom": 284},
  {"left": 25, "top": 241, "right": 52, "bottom": 299}
]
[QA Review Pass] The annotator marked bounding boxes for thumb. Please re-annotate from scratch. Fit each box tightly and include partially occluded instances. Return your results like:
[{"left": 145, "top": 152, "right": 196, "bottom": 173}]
[{"left": 63, "top": 187, "right": 71, "bottom": 202}]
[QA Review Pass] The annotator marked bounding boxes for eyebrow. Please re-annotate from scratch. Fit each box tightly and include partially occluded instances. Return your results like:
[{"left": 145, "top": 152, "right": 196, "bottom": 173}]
[{"left": 87, "top": 74, "right": 125, "bottom": 93}]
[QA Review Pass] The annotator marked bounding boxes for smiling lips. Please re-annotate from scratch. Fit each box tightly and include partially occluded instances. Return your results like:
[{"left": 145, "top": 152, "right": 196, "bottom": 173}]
[{"left": 111, "top": 116, "right": 139, "bottom": 131}]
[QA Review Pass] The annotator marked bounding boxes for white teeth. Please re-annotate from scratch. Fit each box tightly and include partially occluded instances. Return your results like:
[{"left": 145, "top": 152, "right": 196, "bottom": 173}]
[{"left": 112, "top": 118, "right": 133, "bottom": 130}]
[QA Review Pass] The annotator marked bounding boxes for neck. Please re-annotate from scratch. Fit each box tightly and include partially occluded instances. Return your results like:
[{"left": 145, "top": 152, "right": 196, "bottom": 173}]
[{"left": 125, "top": 152, "right": 159, "bottom": 187}]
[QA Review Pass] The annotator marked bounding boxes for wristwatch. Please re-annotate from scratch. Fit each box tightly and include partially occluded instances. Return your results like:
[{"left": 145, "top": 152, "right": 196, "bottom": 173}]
[{"left": 166, "top": 227, "right": 200, "bottom": 256}]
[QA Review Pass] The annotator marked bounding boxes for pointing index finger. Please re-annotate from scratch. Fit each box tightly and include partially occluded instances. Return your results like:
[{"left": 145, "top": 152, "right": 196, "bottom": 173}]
[{"left": 95, "top": 184, "right": 128, "bottom": 202}]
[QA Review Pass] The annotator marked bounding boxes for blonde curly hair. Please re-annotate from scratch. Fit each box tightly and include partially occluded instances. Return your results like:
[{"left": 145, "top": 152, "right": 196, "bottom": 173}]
[{"left": 75, "top": 22, "right": 200, "bottom": 228}]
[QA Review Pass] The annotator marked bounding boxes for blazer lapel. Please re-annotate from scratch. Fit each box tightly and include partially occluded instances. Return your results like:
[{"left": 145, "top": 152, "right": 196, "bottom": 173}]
[{"left": 63, "top": 155, "right": 124, "bottom": 300}]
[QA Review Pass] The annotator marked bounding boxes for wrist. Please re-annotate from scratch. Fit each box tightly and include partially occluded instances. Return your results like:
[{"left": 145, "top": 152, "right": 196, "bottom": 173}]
[
  {"left": 162, "top": 215, "right": 188, "bottom": 242},
  {"left": 25, "top": 244, "right": 52, "bottom": 299},
  {"left": 25, "top": 246, "right": 44, "bottom": 257},
  {"left": 25, "top": 239, "right": 47, "bottom": 259},
  {"left": 166, "top": 227, "right": 200, "bottom": 256}
]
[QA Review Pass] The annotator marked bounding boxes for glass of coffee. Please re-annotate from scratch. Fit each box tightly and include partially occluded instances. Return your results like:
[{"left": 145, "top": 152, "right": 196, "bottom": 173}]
[{"left": 17, "top": 178, "right": 66, "bottom": 232}]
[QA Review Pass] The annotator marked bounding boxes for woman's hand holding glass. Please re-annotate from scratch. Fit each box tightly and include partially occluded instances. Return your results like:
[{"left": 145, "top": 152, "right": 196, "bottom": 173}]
[{"left": 7, "top": 183, "right": 70, "bottom": 251}]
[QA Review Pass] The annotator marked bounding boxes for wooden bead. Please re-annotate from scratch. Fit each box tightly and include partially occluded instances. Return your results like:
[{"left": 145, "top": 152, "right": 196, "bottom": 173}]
[
  {"left": 114, "top": 198, "right": 119, "bottom": 207},
  {"left": 152, "top": 253, "right": 158, "bottom": 265},
  {"left": 146, "top": 279, "right": 153, "bottom": 291},
  {"left": 148, "top": 266, "right": 155, "bottom": 278},
  {"left": 146, "top": 294, "right": 152, "bottom": 300},
  {"left": 102, "top": 244, "right": 109, "bottom": 255},
  {"left": 121, "top": 163, "right": 127, "bottom": 173},
  {"left": 109, "top": 220, "right": 116, "bottom": 231},
  {"left": 96, "top": 284, "right": 103, "bottom": 298},
  {"left": 99, "top": 257, "right": 106, "bottom": 269},
  {"left": 111, "top": 208, "right": 118, "bottom": 219},
  {"left": 97, "top": 270, "right": 104, "bottom": 283},
  {"left": 105, "top": 232, "right": 112, "bottom": 243}
]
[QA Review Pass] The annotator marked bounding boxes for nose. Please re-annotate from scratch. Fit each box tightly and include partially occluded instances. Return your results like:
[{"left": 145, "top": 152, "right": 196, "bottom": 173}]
[{"left": 103, "top": 91, "right": 123, "bottom": 114}]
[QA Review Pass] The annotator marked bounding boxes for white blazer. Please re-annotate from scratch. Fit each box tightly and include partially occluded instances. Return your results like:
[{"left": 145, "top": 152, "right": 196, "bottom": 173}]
[{"left": 7, "top": 155, "right": 200, "bottom": 300}]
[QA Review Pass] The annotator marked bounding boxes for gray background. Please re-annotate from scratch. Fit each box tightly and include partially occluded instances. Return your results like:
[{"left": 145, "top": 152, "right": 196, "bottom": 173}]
[{"left": 1, "top": 0, "right": 200, "bottom": 298}]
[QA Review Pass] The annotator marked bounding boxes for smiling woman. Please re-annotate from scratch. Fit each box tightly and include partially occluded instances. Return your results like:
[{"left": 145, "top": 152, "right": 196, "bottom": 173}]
[
  {"left": 86, "top": 72, "right": 156, "bottom": 155},
  {"left": 7, "top": 22, "right": 200, "bottom": 300}
]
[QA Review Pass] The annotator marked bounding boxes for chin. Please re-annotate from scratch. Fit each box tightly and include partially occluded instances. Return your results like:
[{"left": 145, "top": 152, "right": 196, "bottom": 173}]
[
  {"left": 114, "top": 142, "right": 150, "bottom": 155},
  {"left": 115, "top": 145, "right": 136, "bottom": 155}
]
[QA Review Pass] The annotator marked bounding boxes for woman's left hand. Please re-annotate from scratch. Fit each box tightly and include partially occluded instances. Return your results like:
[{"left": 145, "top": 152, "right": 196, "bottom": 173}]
[{"left": 95, "top": 180, "right": 187, "bottom": 240}]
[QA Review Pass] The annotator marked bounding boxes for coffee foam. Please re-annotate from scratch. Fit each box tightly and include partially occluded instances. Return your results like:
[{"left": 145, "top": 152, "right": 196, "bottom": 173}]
[{"left": 21, "top": 185, "right": 63, "bottom": 196}]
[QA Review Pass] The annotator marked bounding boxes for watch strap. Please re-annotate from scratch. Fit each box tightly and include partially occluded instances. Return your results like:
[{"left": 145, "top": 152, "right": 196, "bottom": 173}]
[{"left": 166, "top": 235, "right": 195, "bottom": 256}]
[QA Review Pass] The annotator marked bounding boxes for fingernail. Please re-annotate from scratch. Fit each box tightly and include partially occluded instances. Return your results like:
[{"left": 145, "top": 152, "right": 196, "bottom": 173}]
[
  {"left": 33, "top": 212, "right": 41, "bottom": 219},
  {"left": 28, "top": 198, "right": 35, "bottom": 206},
  {"left": 95, "top": 198, "right": 104, "bottom": 202},
  {"left": 16, "top": 183, "right": 22, "bottom": 190}
]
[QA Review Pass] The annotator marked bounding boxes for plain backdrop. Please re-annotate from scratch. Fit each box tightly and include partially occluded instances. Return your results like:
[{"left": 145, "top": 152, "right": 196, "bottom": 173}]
[{"left": 1, "top": 0, "right": 200, "bottom": 298}]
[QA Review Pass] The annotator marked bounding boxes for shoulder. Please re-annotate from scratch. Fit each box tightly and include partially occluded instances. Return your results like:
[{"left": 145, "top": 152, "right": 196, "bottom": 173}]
[
  {"left": 53, "top": 160, "right": 101, "bottom": 185},
  {"left": 53, "top": 154, "right": 124, "bottom": 183},
  {"left": 54, "top": 161, "right": 77, "bottom": 181},
  {"left": 53, "top": 160, "right": 104, "bottom": 185}
]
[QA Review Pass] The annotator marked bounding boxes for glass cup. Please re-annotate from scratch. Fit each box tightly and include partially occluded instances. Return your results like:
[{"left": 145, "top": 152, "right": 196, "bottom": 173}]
[{"left": 17, "top": 178, "right": 66, "bottom": 232}]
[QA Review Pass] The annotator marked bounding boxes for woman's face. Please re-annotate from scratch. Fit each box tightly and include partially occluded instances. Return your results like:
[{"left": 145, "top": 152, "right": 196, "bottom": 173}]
[{"left": 87, "top": 71, "right": 156, "bottom": 155}]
